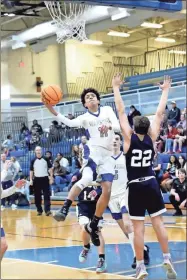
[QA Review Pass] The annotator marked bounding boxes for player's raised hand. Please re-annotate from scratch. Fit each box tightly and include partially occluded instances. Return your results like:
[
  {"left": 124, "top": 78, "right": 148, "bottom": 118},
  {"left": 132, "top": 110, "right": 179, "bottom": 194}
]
[
  {"left": 112, "top": 73, "right": 123, "bottom": 88},
  {"left": 158, "top": 76, "right": 172, "bottom": 90}
]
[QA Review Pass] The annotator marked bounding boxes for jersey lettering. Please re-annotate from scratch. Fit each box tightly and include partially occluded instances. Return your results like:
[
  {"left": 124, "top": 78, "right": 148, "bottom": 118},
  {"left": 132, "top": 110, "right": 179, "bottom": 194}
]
[
  {"left": 114, "top": 169, "right": 118, "bottom": 180},
  {"left": 131, "top": 149, "right": 152, "bottom": 167}
]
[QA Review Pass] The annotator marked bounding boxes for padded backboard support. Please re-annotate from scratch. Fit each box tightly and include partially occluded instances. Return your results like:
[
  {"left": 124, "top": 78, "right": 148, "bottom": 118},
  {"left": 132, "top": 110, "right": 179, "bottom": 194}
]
[{"left": 72, "top": 0, "right": 182, "bottom": 12}]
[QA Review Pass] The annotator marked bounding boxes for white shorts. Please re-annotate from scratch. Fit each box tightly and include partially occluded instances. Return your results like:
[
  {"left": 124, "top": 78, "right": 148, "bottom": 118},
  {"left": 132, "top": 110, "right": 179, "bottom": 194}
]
[
  {"left": 76, "top": 167, "right": 94, "bottom": 191},
  {"left": 76, "top": 205, "right": 103, "bottom": 228},
  {"left": 89, "top": 147, "right": 115, "bottom": 181},
  {"left": 108, "top": 192, "right": 127, "bottom": 220}
]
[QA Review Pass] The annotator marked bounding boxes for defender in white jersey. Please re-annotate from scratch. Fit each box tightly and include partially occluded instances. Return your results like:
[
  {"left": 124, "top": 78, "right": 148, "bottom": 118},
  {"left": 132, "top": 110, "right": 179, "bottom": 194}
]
[
  {"left": 108, "top": 133, "right": 150, "bottom": 269},
  {"left": 44, "top": 88, "right": 120, "bottom": 246}
]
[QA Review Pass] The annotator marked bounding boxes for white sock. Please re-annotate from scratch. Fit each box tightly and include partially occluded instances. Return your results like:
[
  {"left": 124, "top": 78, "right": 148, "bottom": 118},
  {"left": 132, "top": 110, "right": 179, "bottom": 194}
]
[
  {"left": 128, "top": 232, "right": 136, "bottom": 257},
  {"left": 163, "top": 253, "right": 171, "bottom": 259},
  {"left": 137, "top": 260, "right": 144, "bottom": 267}
]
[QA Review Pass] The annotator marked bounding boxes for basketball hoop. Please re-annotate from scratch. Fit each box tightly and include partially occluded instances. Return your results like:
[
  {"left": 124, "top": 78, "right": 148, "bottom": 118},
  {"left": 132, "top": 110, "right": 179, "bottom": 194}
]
[{"left": 44, "top": 1, "right": 92, "bottom": 44}]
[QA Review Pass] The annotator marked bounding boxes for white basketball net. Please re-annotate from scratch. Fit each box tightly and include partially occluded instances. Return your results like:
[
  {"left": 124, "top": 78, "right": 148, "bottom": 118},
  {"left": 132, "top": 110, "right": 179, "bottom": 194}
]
[{"left": 44, "top": 1, "right": 92, "bottom": 44}]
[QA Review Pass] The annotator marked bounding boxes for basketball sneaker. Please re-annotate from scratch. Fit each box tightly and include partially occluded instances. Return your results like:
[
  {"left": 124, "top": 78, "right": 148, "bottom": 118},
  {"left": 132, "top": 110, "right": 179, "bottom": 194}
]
[
  {"left": 144, "top": 245, "right": 150, "bottom": 265},
  {"left": 136, "top": 264, "right": 148, "bottom": 279},
  {"left": 131, "top": 245, "right": 150, "bottom": 269},
  {"left": 53, "top": 206, "right": 69, "bottom": 222},
  {"left": 79, "top": 248, "right": 90, "bottom": 263},
  {"left": 163, "top": 257, "right": 177, "bottom": 279},
  {"left": 96, "top": 258, "right": 107, "bottom": 273},
  {"left": 84, "top": 223, "right": 100, "bottom": 246}
]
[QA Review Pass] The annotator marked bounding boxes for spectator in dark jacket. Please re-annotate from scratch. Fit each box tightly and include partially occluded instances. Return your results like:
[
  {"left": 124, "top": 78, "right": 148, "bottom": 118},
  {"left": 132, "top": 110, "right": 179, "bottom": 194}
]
[
  {"left": 169, "top": 168, "right": 187, "bottom": 216},
  {"left": 167, "top": 101, "right": 181, "bottom": 126},
  {"left": 128, "top": 105, "right": 141, "bottom": 127},
  {"left": 19, "top": 122, "right": 29, "bottom": 140},
  {"left": 31, "top": 120, "right": 43, "bottom": 135}
]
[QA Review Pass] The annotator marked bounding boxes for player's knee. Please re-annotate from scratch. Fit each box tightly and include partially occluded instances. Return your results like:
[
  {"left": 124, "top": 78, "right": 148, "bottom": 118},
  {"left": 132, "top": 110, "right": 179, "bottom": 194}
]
[{"left": 123, "top": 220, "right": 132, "bottom": 233}]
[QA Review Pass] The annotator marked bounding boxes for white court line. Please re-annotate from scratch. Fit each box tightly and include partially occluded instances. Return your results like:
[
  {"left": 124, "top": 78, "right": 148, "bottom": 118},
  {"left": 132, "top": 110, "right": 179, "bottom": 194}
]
[
  {"left": 83, "top": 266, "right": 96, "bottom": 270},
  {"left": 7, "top": 240, "right": 186, "bottom": 252},
  {"left": 115, "top": 259, "right": 186, "bottom": 275},
  {"left": 4, "top": 257, "right": 135, "bottom": 279},
  {"left": 43, "top": 260, "right": 58, "bottom": 264}
]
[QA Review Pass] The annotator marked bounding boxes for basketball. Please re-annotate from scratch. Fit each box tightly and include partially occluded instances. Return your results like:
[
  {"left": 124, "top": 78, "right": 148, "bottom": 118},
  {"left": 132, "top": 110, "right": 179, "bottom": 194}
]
[{"left": 41, "top": 85, "right": 63, "bottom": 105}]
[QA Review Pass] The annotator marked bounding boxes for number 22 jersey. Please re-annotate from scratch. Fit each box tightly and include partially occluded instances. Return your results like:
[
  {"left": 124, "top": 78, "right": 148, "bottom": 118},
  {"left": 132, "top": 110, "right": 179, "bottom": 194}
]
[{"left": 125, "top": 133, "right": 155, "bottom": 182}]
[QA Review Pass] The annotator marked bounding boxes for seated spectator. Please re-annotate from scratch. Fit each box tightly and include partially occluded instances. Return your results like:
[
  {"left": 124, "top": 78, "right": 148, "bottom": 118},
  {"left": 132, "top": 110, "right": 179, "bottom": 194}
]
[
  {"left": 71, "top": 145, "right": 81, "bottom": 173},
  {"left": 153, "top": 152, "right": 163, "bottom": 184},
  {"left": 48, "top": 121, "right": 62, "bottom": 143},
  {"left": 182, "top": 108, "right": 186, "bottom": 115},
  {"left": 10, "top": 156, "right": 22, "bottom": 181},
  {"left": 176, "top": 156, "right": 187, "bottom": 177},
  {"left": 155, "top": 128, "right": 166, "bottom": 153},
  {"left": 128, "top": 105, "right": 141, "bottom": 127},
  {"left": 176, "top": 114, "right": 186, "bottom": 130},
  {"left": 19, "top": 122, "right": 29, "bottom": 140},
  {"left": 173, "top": 126, "right": 187, "bottom": 153},
  {"left": 164, "top": 124, "right": 178, "bottom": 153},
  {"left": 160, "top": 113, "right": 168, "bottom": 135},
  {"left": 2, "top": 135, "right": 15, "bottom": 152},
  {"left": 30, "top": 129, "right": 40, "bottom": 150},
  {"left": 31, "top": 120, "right": 43, "bottom": 135},
  {"left": 10, "top": 175, "right": 30, "bottom": 209},
  {"left": 1, "top": 160, "right": 17, "bottom": 208},
  {"left": 79, "top": 136, "right": 87, "bottom": 152},
  {"left": 45, "top": 151, "right": 53, "bottom": 165},
  {"left": 56, "top": 153, "right": 70, "bottom": 172},
  {"left": 1, "top": 153, "right": 7, "bottom": 171},
  {"left": 161, "top": 155, "right": 179, "bottom": 192},
  {"left": 169, "top": 168, "right": 187, "bottom": 216},
  {"left": 68, "top": 113, "right": 75, "bottom": 120},
  {"left": 167, "top": 101, "right": 181, "bottom": 126},
  {"left": 52, "top": 160, "right": 71, "bottom": 192}
]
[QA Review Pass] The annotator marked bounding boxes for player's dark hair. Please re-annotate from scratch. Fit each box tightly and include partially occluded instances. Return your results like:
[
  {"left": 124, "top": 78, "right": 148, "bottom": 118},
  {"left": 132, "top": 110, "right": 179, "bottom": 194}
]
[
  {"left": 115, "top": 132, "right": 123, "bottom": 141},
  {"left": 81, "top": 88, "right": 100, "bottom": 108},
  {"left": 177, "top": 125, "right": 183, "bottom": 130},
  {"left": 133, "top": 116, "right": 150, "bottom": 135},
  {"left": 178, "top": 168, "right": 186, "bottom": 175}
]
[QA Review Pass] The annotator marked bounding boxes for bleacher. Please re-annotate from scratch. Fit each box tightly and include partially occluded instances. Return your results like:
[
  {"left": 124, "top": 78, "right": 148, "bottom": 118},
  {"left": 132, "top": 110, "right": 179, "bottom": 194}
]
[{"left": 122, "top": 66, "right": 186, "bottom": 91}]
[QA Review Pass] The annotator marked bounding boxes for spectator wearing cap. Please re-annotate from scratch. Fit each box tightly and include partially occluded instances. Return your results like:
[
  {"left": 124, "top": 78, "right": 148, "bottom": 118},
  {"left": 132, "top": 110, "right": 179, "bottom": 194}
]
[
  {"left": 127, "top": 105, "right": 141, "bottom": 127},
  {"left": 176, "top": 114, "right": 186, "bottom": 130},
  {"left": 167, "top": 101, "right": 181, "bottom": 126}
]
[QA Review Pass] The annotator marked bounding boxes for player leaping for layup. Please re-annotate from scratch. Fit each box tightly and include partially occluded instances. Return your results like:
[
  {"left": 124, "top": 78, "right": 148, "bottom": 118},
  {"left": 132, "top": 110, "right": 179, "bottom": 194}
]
[
  {"left": 44, "top": 88, "right": 120, "bottom": 246},
  {"left": 112, "top": 74, "right": 177, "bottom": 279}
]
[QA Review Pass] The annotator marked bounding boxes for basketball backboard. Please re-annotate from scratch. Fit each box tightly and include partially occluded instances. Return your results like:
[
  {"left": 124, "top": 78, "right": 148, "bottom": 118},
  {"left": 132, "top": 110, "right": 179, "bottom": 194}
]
[{"left": 73, "top": 0, "right": 182, "bottom": 12}]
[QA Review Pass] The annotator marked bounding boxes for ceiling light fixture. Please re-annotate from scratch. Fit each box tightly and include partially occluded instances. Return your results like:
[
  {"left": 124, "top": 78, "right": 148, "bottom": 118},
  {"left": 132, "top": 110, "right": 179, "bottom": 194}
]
[
  {"left": 155, "top": 37, "right": 175, "bottom": 43},
  {"left": 108, "top": 31, "right": 130, "bottom": 37},
  {"left": 169, "top": 50, "right": 186, "bottom": 55},
  {"left": 141, "top": 22, "right": 163, "bottom": 28},
  {"left": 111, "top": 9, "right": 130, "bottom": 21},
  {"left": 81, "top": 40, "right": 103, "bottom": 45},
  {"left": 8, "top": 13, "right": 15, "bottom": 17}
]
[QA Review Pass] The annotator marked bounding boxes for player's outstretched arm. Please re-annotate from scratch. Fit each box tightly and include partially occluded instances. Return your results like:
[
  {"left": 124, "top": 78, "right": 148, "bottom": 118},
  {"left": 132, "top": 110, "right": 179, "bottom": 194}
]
[
  {"left": 44, "top": 103, "right": 82, "bottom": 128},
  {"left": 149, "top": 76, "right": 172, "bottom": 142},
  {"left": 112, "top": 74, "right": 132, "bottom": 149}
]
